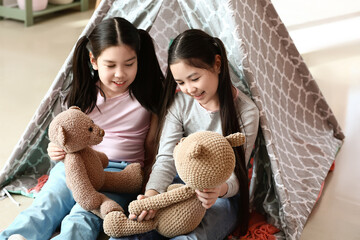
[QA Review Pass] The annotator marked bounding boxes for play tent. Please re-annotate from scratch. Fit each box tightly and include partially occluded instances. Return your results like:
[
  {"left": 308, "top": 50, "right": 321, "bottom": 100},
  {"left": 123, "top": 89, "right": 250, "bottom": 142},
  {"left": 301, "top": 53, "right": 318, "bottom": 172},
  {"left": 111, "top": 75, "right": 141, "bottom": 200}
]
[{"left": 0, "top": 0, "right": 344, "bottom": 239}]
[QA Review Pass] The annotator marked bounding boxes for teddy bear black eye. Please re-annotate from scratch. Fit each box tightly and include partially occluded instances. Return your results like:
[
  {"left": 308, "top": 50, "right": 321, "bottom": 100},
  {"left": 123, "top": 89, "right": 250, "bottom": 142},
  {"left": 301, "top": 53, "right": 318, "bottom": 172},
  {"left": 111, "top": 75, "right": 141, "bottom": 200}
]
[{"left": 88, "top": 127, "right": 93, "bottom": 132}]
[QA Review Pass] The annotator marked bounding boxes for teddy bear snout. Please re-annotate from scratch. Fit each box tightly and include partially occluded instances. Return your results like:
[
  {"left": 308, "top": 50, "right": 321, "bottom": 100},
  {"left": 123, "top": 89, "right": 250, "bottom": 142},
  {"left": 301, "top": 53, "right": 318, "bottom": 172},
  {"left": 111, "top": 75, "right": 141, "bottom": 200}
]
[{"left": 99, "top": 128, "right": 105, "bottom": 137}]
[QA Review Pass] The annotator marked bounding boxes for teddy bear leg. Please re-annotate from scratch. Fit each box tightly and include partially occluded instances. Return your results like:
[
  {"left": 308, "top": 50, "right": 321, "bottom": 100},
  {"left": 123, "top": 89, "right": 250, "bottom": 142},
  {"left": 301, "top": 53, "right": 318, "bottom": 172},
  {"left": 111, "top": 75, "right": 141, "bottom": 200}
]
[
  {"left": 102, "top": 163, "right": 143, "bottom": 193},
  {"left": 156, "top": 197, "right": 205, "bottom": 238},
  {"left": 103, "top": 211, "right": 155, "bottom": 237}
]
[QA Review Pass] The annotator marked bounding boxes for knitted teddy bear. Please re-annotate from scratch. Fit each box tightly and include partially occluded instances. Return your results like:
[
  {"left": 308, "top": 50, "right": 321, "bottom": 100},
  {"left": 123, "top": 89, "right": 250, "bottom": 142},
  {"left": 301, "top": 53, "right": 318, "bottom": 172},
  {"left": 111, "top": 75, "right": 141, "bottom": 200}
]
[
  {"left": 48, "top": 106, "right": 143, "bottom": 218},
  {"left": 103, "top": 131, "right": 245, "bottom": 238}
]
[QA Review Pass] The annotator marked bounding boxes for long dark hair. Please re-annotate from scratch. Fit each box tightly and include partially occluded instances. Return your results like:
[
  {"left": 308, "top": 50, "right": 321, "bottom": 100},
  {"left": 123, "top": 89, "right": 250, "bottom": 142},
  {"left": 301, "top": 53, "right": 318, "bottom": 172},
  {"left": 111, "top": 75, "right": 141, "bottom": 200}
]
[
  {"left": 67, "top": 17, "right": 164, "bottom": 115},
  {"left": 161, "top": 29, "right": 249, "bottom": 235}
]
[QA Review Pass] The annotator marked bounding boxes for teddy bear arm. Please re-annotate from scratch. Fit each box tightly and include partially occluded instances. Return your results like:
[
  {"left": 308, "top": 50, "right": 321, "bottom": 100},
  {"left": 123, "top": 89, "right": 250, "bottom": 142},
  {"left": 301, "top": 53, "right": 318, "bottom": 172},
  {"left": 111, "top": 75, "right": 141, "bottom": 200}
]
[
  {"left": 93, "top": 149, "right": 109, "bottom": 168},
  {"left": 65, "top": 154, "right": 103, "bottom": 210},
  {"left": 128, "top": 186, "right": 195, "bottom": 215},
  {"left": 104, "top": 211, "right": 156, "bottom": 238},
  {"left": 102, "top": 163, "right": 143, "bottom": 193}
]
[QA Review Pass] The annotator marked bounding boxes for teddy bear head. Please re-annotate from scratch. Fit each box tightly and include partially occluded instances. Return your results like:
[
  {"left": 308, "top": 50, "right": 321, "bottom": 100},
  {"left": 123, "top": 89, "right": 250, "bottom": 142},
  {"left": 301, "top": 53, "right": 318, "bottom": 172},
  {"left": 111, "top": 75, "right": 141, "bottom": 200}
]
[
  {"left": 48, "top": 106, "right": 104, "bottom": 153},
  {"left": 173, "top": 131, "right": 245, "bottom": 190}
]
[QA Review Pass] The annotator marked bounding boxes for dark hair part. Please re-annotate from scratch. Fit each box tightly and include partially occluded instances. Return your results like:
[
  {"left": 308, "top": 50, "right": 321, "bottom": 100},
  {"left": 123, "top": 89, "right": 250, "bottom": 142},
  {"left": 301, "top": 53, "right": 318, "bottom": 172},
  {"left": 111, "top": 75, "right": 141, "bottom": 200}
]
[
  {"left": 161, "top": 29, "right": 249, "bottom": 235},
  {"left": 67, "top": 17, "right": 164, "bottom": 114}
]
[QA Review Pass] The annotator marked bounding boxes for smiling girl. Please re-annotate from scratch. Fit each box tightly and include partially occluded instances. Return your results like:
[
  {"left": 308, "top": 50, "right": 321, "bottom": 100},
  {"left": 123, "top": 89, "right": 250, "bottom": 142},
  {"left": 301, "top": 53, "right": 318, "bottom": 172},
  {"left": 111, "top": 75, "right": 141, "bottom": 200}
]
[{"left": 2, "top": 17, "right": 164, "bottom": 240}]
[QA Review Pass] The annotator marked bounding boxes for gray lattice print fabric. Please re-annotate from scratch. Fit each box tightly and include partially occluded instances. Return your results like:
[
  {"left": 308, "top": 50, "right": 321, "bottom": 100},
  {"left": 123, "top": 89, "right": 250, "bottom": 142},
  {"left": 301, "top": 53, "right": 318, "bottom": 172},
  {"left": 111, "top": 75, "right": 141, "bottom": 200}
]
[{"left": 0, "top": 0, "right": 344, "bottom": 239}]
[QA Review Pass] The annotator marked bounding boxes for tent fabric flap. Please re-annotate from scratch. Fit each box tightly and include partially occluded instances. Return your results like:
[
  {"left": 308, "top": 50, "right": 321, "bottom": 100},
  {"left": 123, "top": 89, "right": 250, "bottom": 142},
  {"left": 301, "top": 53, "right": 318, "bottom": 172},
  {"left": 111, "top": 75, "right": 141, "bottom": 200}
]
[{"left": 0, "top": 1, "right": 344, "bottom": 239}]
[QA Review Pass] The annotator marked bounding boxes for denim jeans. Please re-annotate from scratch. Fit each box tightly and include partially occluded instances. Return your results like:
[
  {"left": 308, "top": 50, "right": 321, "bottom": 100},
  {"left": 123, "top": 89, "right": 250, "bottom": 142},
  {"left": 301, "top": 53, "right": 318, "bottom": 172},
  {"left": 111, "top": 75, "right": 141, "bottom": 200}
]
[
  {"left": 111, "top": 176, "right": 240, "bottom": 240},
  {"left": 0, "top": 161, "right": 138, "bottom": 240}
]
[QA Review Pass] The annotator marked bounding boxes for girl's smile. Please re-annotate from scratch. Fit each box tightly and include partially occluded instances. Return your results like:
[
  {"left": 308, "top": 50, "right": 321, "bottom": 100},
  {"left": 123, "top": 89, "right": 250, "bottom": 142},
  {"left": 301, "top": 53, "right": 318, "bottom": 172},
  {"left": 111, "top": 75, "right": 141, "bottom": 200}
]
[
  {"left": 191, "top": 91, "right": 205, "bottom": 100},
  {"left": 113, "top": 81, "right": 126, "bottom": 86}
]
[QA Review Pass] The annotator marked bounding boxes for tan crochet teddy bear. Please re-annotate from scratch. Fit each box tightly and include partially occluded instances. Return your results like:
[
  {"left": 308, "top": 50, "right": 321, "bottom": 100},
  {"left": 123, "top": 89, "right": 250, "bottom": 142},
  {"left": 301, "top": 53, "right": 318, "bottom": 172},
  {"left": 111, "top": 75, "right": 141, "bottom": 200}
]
[
  {"left": 48, "top": 106, "right": 143, "bottom": 218},
  {"left": 103, "top": 131, "right": 245, "bottom": 238}
]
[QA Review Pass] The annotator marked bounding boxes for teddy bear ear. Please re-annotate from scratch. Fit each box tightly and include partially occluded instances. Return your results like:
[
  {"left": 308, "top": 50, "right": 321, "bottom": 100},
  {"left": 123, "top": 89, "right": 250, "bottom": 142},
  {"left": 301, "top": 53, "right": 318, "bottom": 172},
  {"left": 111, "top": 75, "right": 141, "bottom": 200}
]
[
  {"left": 56, "top": 125, "right": 66, "bottom": 146},
  {"left": 225, "top": 132, "right": 246, "bottom": 147},
  {"left": 190, "top": 142, "right": 203, "bottom": 158},
  {"left": 69, "top": 106, "right": 81, "bottom": 111}
]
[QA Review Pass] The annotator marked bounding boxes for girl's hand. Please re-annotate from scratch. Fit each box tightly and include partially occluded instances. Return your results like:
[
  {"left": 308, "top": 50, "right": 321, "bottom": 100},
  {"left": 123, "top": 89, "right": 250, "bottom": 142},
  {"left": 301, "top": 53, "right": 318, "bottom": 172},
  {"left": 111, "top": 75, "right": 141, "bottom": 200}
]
[
  {"left": 195, "top": 183, "right": 228, "bottom": 209},
  {"left": 47, "top": 142, "right": 66, "bottom": 161},
  {"left": 129, "top": 189, "right": 159, "bottom": 222}
]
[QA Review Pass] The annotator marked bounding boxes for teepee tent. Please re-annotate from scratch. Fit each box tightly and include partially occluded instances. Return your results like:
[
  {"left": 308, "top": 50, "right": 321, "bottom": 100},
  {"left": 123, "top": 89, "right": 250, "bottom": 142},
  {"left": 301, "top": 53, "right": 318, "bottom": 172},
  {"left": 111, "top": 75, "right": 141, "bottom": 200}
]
[{"left": 0, "top": 0, "right": 344, "bottom": 239}]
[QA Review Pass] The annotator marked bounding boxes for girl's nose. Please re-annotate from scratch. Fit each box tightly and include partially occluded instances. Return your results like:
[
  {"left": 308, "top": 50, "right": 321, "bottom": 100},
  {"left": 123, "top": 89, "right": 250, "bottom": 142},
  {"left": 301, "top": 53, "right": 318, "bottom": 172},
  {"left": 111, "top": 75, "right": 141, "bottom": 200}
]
[
  {"left": 114, "top": 68, "right": 124, "bottom": 78},
  {"left": 186, "top": 84, "right": 196, "bottom": 94}
]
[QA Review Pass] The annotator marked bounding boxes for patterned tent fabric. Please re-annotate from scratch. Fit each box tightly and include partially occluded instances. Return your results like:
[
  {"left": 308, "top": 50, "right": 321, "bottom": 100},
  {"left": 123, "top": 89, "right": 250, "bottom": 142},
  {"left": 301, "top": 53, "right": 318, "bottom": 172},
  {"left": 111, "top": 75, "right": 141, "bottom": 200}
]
[{"left": 0, "top": 0, "right": 344, "bottom": 239}]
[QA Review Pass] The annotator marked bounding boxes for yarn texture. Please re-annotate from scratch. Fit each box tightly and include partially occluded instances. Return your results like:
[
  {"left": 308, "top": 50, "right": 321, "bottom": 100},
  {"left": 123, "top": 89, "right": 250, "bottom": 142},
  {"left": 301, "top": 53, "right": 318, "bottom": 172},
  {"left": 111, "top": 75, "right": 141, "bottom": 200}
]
[{"left": 103, "top": 131, "right": 245, "bottom": 237}]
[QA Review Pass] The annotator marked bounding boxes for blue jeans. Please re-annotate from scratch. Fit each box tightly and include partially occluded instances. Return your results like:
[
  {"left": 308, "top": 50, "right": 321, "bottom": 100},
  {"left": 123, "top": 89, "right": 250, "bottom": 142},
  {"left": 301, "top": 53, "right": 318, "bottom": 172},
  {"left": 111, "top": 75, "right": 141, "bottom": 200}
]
[
  {"left": 0, "top": 161, "right": 138, "bottom": 240},
  {"left": 111, "top": 176, "right": 240, "bottom": 240}
]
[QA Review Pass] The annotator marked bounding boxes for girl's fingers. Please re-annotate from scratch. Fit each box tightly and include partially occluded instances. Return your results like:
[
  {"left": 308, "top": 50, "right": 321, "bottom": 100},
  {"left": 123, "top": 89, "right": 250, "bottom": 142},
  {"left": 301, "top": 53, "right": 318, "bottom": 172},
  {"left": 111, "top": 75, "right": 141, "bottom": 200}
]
[
  {"left": 129, "top": 209, "right": 156, "bottom": 221},
  {"left": 49, "top": 148, "right": 65, "bottom": 154},
  {"left": 137, "top": 194, "right": 146, "bottom": 200},
  {"left": 144, "top": 213, "right": 152, "bottom": 221},
  {"left": 195, "top": 189, "right": 218, "bottom": 199},
  {"left": 195, "top": 189, "right": 218, "bottom": 209},
  {"left": 145, "top": 209, "right": 156, "bottom": 220},
  {"left": 137, "top": 210, "right": 148, "bottom": 222},
  {"left": 196, "top": 194, "right": 212, "bottom": 204},
  {"left": 202, "top": 202, "right": 214, "bottom": 209},
  {"left": 198, "top": 195, "right": 216, "bottom": 209},
  {"left": 47, "top": 141, "right": 66, "bottom": 161},
  {"left": 47, "top": 142, "right": 65, "bottom": 154},
  {"left": 54, "top": 155, "right": 66, "bottom": 161},
  {"left": 128, "top": 194, "right": 156, "bottom": 221},
  {"left": 48, "top": 151, "right": 65, "bottom": 159}
]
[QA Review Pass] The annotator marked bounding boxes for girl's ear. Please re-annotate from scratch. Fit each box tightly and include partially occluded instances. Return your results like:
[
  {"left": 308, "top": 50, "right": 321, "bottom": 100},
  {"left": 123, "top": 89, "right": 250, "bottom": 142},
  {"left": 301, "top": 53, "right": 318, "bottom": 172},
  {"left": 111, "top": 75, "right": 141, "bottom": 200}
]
[
  {"left": 214, "top": 54, "right": 221, "bottom": 74},
  {"left": 89, "top": 52, "right": 98, "bottom": 70}
]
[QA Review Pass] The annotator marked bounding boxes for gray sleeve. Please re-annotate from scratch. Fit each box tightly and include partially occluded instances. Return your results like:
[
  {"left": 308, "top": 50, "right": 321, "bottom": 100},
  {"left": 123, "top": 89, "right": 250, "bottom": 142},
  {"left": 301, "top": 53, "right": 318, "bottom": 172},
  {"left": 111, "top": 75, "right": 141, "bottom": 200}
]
[
  {"left": 223, "top": 172, "right": 239, "bottom": 198},
  {"left": 237, "top": 90, "right": 260, "bottom": 165},
  {"left": 145, "top": 108, "right": 184, "bottom": 193}
]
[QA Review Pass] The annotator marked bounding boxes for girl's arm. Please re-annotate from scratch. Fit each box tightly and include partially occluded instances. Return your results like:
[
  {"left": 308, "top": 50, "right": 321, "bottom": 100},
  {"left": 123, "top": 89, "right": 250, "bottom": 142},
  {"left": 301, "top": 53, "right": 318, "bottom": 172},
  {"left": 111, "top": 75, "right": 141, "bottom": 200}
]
[
  {"left": 195, "top": 182, "right": 229, "bottom": 209},
  {"left": 145, "top": 108, "right": 184, "bottom": 194}
]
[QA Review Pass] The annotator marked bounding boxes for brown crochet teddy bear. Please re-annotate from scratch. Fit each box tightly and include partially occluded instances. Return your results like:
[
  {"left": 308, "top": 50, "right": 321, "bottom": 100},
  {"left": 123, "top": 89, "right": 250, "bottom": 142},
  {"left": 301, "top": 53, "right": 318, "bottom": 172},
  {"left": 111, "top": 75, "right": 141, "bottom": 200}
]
[
  {"left": 48, "top": 106, "right": 143, "bottom": 218},
  {"left": 103, "top": 131, "right": 245, "bottom": 237}
]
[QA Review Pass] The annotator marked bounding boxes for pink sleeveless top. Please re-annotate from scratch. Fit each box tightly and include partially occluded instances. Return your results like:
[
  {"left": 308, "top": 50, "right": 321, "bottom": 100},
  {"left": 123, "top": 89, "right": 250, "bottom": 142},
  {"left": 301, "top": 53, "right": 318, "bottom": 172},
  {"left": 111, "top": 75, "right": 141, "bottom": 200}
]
[{"left": 88, "top": 90, "right": 151, "bottom": 166}]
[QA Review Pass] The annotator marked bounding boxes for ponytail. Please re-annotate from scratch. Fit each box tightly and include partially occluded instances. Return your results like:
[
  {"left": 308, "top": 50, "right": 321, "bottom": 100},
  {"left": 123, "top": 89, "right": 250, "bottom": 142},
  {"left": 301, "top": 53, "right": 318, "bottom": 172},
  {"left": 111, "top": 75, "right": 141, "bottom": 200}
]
[
  {"left": 66, "top": 36, "right": 99, "bottom": 113},
  {"left": 130, "top": 29, "right": 164, "bottom": 115},
  {"left": 214, "top": 36, "right": 249, "bottom": 236}
]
